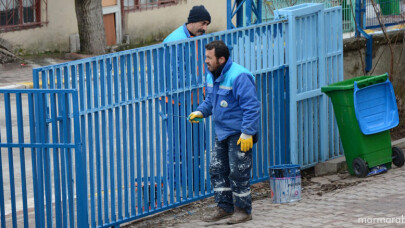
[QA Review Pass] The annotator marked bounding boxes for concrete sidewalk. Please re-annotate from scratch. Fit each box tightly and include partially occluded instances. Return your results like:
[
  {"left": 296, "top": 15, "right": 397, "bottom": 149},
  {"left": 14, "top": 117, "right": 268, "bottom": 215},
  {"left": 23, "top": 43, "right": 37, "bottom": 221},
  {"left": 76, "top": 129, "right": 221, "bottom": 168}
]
[
  {"left": 126, "top": 165, "right": 405, "bottom": 228},
  {"left": 0, "top": 57, "right": 67, "bottom": 89},
  {"left": 126, "top": 141, "right": 405, "bottom": 228}
]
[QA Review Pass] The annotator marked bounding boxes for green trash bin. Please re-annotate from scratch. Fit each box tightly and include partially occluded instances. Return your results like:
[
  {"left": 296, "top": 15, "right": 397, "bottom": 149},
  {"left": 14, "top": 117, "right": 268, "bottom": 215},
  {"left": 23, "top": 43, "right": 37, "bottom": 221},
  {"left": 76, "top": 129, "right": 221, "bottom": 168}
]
[{"left": 321, "top": 73, "right": 404, "bottom": 177}]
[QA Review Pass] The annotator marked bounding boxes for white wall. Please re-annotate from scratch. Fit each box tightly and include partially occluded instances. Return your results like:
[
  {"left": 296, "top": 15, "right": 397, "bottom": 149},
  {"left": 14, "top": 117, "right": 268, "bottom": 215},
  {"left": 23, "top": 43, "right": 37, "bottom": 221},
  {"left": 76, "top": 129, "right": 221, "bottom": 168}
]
[
  {"left": 1, "top": 0, "right": 227, "bottom": 53},
  {"left": 124, "top": 0, "right": 227, "bottom": 44},
  {"left": 1, "top": 0, "right": 78, "bottom": 54}
]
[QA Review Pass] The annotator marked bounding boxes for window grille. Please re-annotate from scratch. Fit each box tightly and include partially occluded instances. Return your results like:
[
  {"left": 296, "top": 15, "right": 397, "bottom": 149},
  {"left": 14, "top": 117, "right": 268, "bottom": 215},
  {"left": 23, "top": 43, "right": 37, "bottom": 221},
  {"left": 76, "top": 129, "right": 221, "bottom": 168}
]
[
  {"left": 0, "top": 0, "right": 48, "bottom": 31},
  {"left": 123, "top": 0, "right": 178, "bottom": 12}
]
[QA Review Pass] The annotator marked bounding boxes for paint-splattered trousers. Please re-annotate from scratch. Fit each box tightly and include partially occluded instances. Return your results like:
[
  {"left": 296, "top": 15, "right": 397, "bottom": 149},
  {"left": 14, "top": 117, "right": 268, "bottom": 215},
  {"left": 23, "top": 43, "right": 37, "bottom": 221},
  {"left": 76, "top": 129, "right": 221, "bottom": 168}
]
[{"left": 210, "top": 134, "right": 253, "bottom": 214}]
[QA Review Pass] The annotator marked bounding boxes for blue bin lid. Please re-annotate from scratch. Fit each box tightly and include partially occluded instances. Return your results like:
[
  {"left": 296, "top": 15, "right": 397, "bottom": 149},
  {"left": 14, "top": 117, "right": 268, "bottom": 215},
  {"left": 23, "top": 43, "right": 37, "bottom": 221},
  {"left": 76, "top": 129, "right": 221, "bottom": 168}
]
[{"left": 353, "top": 78, "right": 399, "bottom": 135}]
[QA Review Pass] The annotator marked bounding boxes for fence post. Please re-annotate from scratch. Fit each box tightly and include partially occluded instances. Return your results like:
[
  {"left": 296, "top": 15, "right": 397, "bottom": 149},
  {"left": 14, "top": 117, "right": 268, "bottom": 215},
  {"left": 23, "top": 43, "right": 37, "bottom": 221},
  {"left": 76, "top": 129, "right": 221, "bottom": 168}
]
[
  {"left": 355, "top": 0, "right": 363, "bottom": 37},
  {"left": 317, "top": 7, "right": 327, "bottom": 162}
]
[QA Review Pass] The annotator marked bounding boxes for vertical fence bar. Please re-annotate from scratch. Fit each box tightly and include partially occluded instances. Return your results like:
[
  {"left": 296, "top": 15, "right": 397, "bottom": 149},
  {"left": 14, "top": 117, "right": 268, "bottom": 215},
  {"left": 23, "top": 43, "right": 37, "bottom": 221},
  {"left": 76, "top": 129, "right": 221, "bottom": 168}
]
[
  {"left": 177, "top": 43, "right": 186, "bottom": 200},
  {"left": 92, "top": 60, "right": 103, "bottom": 226},
  {"left": 106, "top": 57, "right": 116, "bottom": 222},
  {"left": 172, "top": 45, "right": 181, "bottom": 202},
  {"left": 184, "top": 42, "right": 193, "bottom": 197},
  {"left": 85, "top": 61, "right": 96, "bottom": 228},
  {"left": 100, "top": 59, "right": 110, "bottom": 224},
  {"left": 0, "top": 93, "right": 5, "bottom": 228},
  {"left": 160, "top": 47, "right": 168, "bottom": 207},
  {"left": 134, "top": 52, "right": 143, "bottom": 215},
  {"left": 120, "top": 55, "right": 129, "bottom": 218},
  {"left": 112, "top": 56, "right": 123, "bottom": 220},
  {"left": 146, "top": 50, "right": 155, "bottom": 210},
  {"left": 318, "top": 6, "right": 327, "bottom": 162},
  {"left": 68, "top": 66, "right": 76, "bottom": 228},
  {"left": 197, "top": 39, "right": 205, "bottom": 195},
  {"left": 78, "top": 63, "right": 87, "bottom": 228},
  {"left": 72, "top": 89, "right": 89, "bottom": 228},
  {"left": 59, "top": 88, "right": 70, "bottom": 228},
  {"left": 255, "top": 28, "right": 263, "bottom": 179},
  {"left": 49, "top": 76, "right": 63, "bottom": 227},
  {"left": 43, "top": 75, "right": 54, "bottom": 228},
  {"left": 28, "top": 92, "right": 40, "bottom": 228},
  {"left": 4, "top": 93, "right": 17, "bottom": 228},
  {"left": 58, "top": 67, "right": 68, "bottom": 228},
  {"left": 33, "top": 87, "right": 45, "bottom": 228},
  {"left": 127, "top": 53, "right": 136, "bottom": 216},
  {"left": 37, "top": 92, "right": 46, "bottom": 227},
  {"left": 190, "top": 41, "right": 199, "bottom": 197},
  {"left": 16, "top": 92, "right": 29, "bottom": 227},
  {"left": 165, "top": 45, "right": 174, "bottom": 204},
  {"left": 155, "top": 48, "right": 162, "bottom": 209},
  {"left": 153, "top": 48, "right": 162, "bottom": 209},
  {"left": 140, "top": 51, "right": 149, "bottom": 213}
]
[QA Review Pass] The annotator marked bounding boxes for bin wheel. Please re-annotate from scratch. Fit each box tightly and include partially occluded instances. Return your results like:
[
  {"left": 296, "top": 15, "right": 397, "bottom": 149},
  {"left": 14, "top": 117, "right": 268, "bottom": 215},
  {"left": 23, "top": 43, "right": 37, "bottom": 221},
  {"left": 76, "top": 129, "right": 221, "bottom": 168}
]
[
  {"left": 353, "top": 158, "right": 368, "bottom": 178},
  {"left": 392, "top": 147, "right": 405, "bottom": 167}
]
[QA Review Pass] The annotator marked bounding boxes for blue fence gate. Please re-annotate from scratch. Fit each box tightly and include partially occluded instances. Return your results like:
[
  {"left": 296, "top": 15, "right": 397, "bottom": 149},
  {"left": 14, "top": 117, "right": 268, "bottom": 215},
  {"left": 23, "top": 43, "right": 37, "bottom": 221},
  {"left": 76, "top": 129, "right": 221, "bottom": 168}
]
[
  {"left": 0, "top": 89, "right": 86, "bottom": 227},
  {"left": 0, "top": 3, "right": 344, "bottom": 228}
]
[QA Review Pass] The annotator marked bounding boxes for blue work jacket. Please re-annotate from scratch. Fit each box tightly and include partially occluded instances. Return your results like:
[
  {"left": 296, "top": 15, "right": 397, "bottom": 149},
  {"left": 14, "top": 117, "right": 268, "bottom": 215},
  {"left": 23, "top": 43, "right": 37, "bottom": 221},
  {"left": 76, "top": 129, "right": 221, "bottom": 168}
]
[
  {"left": 163, "top": 24, "right": 191, "bottom": 43},
  {"left": 196, "top": 58, "right": 261, "bottom": 141}
]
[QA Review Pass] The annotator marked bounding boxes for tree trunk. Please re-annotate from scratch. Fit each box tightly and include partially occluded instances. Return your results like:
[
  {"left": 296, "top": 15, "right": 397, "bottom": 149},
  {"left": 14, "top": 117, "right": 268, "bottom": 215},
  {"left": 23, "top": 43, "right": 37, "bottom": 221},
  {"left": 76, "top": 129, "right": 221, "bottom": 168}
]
[{"left": 75, "top": 0, "right": 106, "bottom": 54}]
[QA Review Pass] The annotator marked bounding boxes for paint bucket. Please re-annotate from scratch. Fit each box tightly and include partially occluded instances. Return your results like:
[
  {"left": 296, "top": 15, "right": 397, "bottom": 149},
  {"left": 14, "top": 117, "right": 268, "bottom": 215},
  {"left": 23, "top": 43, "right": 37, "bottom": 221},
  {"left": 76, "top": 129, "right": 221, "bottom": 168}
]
[{"left": 269, "top": 164, "right": 301, "bottom": 204}]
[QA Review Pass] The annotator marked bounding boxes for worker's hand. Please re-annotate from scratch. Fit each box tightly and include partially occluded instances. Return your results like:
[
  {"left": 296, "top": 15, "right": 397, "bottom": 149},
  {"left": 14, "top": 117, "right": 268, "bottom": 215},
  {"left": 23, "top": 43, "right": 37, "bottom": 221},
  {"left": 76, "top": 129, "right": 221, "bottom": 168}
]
[
  {"left": 188, "top": 111, "right": 203, "bottom": 123},
  {"left": 237, "top": 133, "right": 253, "bottom": 152}
]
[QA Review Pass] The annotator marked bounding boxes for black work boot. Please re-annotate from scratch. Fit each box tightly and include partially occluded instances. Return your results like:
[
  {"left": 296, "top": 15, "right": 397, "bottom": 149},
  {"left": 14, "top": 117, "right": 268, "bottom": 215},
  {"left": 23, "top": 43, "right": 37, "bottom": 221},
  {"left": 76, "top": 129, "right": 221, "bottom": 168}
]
[
  {"left": 227, "top": 206, "right": 252, "bottom": 224},
  {"left": 202, "top": 206, "right": 233, "bottom": 222}
]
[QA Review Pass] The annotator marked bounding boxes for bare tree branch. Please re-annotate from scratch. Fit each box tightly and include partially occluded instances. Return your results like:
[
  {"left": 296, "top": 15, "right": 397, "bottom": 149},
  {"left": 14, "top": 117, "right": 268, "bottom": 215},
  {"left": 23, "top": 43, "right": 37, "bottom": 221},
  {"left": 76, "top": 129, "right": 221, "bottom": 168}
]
[{"left": 369, "top": 0, "right": 394, "bottom": 80}]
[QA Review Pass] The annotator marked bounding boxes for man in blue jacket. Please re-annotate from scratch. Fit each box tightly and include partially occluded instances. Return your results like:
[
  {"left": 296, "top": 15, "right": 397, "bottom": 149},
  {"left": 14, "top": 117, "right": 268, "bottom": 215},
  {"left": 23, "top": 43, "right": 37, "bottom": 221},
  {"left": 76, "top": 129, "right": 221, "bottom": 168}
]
[
  {"left": 163, "top": 5, "right": 211, "bottom": 43},
  {"left": 162, "top": 5, "right": 210, "bottom": 189},
  {"left": 188, "top": 40, "right": 260, "bottom": 224}
]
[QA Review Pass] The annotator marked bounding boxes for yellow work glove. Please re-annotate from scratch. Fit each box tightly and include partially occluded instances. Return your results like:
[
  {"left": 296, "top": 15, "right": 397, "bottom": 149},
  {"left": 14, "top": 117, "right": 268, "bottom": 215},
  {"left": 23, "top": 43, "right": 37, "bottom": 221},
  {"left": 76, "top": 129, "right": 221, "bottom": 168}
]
[
  {"left": 237, "top": 133, "right": 253, "bottom": 152},
  {"left": 188, "top": 111, "right": 203, "bottom": 123}
]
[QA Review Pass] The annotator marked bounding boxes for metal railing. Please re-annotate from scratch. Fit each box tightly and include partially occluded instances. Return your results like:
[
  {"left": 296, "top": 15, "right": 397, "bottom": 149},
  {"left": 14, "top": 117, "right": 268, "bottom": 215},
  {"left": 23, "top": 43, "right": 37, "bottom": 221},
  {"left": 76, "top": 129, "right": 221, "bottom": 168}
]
[
  {"left": 262, "top": 0, "right": 355, "bottom": 33},
  {"left": 365, "top": 0, "right": 405, "bottom": 29}
]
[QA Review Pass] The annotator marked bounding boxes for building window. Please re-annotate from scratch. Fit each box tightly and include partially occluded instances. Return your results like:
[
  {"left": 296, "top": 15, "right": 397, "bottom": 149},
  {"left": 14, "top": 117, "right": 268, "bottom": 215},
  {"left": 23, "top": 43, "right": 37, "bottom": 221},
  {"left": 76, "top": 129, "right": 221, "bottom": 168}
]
[
  {"left": 123, "top": 0, "right": 178, "bottom": 12},
  {"left": 0, "top": 0, "right": 47, "bottom": 31}
]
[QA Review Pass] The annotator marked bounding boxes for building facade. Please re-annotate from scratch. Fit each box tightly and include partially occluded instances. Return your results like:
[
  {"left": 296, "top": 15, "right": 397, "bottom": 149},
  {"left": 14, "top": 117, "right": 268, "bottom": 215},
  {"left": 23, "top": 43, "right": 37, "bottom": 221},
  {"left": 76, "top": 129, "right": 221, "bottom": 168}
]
[{"left": 0, "top": 0, "right": 226, "bottom": 54}]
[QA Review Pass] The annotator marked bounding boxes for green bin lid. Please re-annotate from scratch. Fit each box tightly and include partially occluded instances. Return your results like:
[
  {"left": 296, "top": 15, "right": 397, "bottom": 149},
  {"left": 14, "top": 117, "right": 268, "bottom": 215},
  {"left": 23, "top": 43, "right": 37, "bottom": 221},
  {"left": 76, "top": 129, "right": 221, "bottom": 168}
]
[{"left": 321, "top": 73, "right": 388, "bottom": 93}]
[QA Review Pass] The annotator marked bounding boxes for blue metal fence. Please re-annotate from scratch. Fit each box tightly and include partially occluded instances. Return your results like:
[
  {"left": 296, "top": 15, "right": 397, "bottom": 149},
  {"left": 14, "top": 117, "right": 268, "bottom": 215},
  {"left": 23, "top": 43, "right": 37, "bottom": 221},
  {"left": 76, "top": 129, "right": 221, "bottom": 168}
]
[
  {"left": 0, "top": 3, "right": 343, "bottom": 227},
  {"left": 31, "top": 20, "right": 289, "bottom": 227}
]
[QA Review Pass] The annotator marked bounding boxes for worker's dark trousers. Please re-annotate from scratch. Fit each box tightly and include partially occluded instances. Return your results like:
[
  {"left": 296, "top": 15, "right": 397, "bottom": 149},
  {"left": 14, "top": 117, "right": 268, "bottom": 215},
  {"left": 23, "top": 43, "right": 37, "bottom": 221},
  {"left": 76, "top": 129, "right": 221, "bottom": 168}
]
[{"left": 210, "top": 134, "right": 253, "bottom": 214}]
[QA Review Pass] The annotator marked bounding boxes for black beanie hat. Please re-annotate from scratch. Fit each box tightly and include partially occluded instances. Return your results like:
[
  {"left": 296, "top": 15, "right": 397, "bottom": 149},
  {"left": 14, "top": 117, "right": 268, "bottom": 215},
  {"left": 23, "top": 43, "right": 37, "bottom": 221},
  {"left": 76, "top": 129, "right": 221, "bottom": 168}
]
[{"left": 187, "top": 5, "right": 211, "bottom": 24}]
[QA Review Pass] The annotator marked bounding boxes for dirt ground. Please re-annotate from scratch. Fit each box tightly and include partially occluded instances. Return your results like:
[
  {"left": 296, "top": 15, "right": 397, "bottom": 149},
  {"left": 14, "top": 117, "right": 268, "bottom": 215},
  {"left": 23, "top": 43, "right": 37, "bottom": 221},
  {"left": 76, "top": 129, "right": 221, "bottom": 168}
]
[
  {"left": 123, "top": 168, "right": 368, "bottom": 228},
  {"left": 391, "top": 106, "right": 405, "bottom": 140}
]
